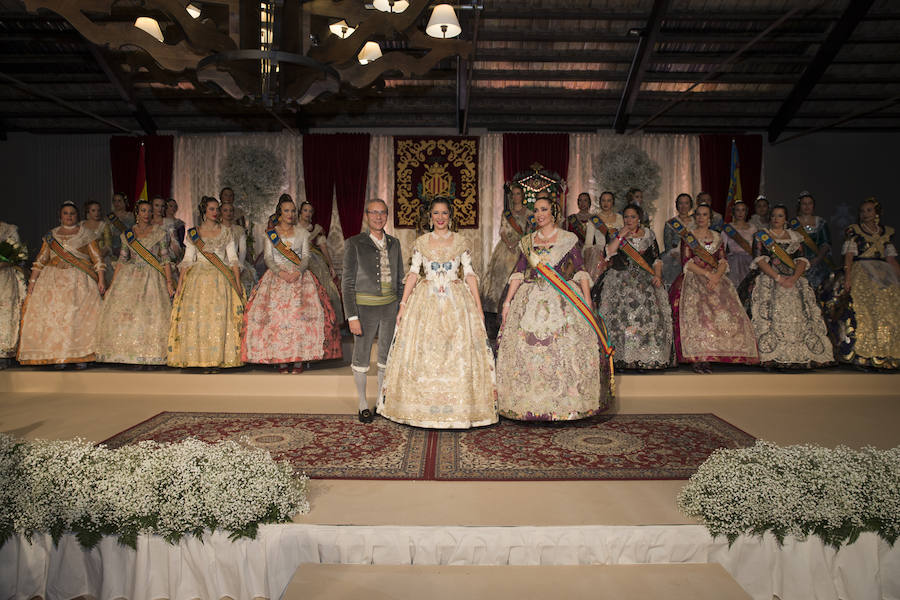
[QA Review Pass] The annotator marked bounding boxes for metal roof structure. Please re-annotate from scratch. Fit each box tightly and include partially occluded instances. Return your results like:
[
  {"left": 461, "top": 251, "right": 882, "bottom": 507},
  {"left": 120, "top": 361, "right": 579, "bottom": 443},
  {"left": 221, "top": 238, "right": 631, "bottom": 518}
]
[{"left": 1, "top": 0, "right": 899, "bottom": 141}]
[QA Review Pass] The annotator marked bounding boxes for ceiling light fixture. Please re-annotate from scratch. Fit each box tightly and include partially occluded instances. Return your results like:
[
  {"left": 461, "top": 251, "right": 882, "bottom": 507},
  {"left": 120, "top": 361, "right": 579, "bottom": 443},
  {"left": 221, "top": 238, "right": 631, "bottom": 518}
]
[
  {"left": 328, "top": 19, "right": 356, "bottom": 39},
  {"left": 373, "top": 0, "right": 409, "bottom": 14},
  {"left": 358, "top": 41, "right": 382, "bottom": 65},
  {"left": 426, "top": 4, "right": 461, "bottom": 39},
  {"left": 186, "top": 3, "right": 201, "bottom": 19},
  {"left": 134, "top": 17, "right": 164, "bottom": 43}
]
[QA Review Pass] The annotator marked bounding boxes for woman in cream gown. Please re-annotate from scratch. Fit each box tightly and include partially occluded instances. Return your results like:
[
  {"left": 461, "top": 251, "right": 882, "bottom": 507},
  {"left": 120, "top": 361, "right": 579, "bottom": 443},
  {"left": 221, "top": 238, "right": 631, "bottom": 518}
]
[
  {"left": 481, "top": 183, "right": 531, "bottom": 314},
  {"left": 582, "top": 191, "right": 621, "bottom": 282},
  {"left": 96, "top": 200, "right": 175, "bottom": 366},
  {"left": 81, "top": 200, "right": 114, "bottom": 287},
  {"left": 167, "top": 198, "right": 244, "bottom": 369},
  {"left": 18, "top": 201, "right": 106, "bottom": 366},
  {"left": 298, "top": 200, "right": 344, "bottom": 324},
  {"left": 242, "top": 198, "right": 341, "bottom": 372},
  {"left": 721, "top": 200, "right": 757, "bottom": 287},
  {"left": 497, "top": 197, "right": 610, "bottom": 421},
  {"left": 378, "top": 198, "right": 498, "bottom": 429},
  {"left": 0, "top": 220, "right": 26, "bottom": 364}
]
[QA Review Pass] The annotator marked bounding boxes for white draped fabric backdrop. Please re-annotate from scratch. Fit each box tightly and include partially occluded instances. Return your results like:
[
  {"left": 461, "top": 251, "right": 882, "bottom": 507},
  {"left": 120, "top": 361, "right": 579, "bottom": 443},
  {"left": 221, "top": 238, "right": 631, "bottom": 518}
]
[{"left": 172, "top": 132, "right": 700, "bottom": 275}]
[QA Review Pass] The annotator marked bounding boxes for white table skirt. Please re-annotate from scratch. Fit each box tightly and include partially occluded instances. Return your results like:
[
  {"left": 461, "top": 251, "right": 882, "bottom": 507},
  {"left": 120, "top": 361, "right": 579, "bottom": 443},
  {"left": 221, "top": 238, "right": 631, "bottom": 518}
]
[{"left": 3, "top": 524, "right": 898, "bottom": 600}]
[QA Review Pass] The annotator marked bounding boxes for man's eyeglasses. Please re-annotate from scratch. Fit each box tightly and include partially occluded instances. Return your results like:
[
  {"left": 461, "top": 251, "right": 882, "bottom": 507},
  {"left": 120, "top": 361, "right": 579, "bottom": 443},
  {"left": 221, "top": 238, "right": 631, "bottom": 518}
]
[{"left": 366, "top": 210, "right": 388, "bottom": 216}]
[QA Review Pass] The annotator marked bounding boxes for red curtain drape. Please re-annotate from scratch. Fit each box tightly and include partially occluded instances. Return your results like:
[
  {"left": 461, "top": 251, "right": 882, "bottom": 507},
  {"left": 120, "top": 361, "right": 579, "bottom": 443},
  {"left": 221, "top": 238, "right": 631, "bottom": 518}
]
[
  {"left": 109, "top": 135, "right": 174, "bottom": 208},
  {"left": 698, "top": 134, "right": 762, "bottom": 219},
  {"left": 502, "top": 133, "right": 570, "bottom": 207},
  {"left": 303, "top": 133, "right": 370, "bottom": 237}
]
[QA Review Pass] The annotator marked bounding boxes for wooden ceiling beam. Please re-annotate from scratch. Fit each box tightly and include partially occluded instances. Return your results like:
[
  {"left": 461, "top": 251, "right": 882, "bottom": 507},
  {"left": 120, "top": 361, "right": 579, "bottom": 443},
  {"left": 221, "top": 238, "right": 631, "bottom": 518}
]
[
  {"left": 768, "top": 0, "right": 877, "bottom": 142},
  {"left": 86, "top": 43, "right": 156, "bottom": 134}
]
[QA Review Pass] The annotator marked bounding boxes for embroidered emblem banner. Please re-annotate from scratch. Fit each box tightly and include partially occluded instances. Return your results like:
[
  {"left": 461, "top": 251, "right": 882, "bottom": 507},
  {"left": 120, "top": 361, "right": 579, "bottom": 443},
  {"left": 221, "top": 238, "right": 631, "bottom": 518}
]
[{"left": 394, "top": 137, "right": 479, "bottom": 229}]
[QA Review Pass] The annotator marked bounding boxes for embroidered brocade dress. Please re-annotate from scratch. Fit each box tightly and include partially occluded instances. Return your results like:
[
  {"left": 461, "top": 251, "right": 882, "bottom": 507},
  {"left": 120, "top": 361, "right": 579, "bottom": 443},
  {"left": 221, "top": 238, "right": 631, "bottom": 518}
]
[
  {"left": 597, "top": 229, "right": 674, "bottom": 369},
  {"left": 824, "top": 224, "right": 900, "bottom": 369},
  {"left": 497, "top": 230, "right": 609, "bottom": 421},
  {"left": 739, "top": 230, "right": 834, "bottom": 368},
  {"left": 167, "top": 228, "right": 243, "bottom": 368},
  {"left": 18, "top": 226, "right": 104, "bottom": 364},
  {"left": 229, "top": 223, "right": 258, "bottom": 295},
  {"left": 0, "top": 222, "right": 25, "bottom": 357},
  {"left": 796, "top": 216, "right": 833, "bottom": 291},
  {"left": 662, "top": 216, "right": 695, "bottom": 288},
  {"left": 81, "top": 219, "right": 114, "bottom": 287},
  {"left": 378, "top": 233, "right": 497, "bottom": 428},
  {"left": 95, "top": 226, "right": 173, "bottom": 365},
  {"left": 722, "top": 223, "right": 757, "bottom": 287},
  {"left": 669, "top": 234, "right": 758, "bottom": 364},
  {"left": 305, "top": 223, "right": 344, "bottom": 323},
  {"left": 482, "top": 211, "right": 530, "bottom": 313},
  {"left": 242, "top": 228, "right": 341, "bottom": 364}
]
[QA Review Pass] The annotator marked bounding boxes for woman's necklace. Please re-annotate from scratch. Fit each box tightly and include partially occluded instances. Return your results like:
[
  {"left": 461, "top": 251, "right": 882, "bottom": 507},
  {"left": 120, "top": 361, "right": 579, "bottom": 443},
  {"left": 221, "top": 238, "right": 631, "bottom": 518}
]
[{"left": 535, "top": 226, "right": 557, "bottom": 241}]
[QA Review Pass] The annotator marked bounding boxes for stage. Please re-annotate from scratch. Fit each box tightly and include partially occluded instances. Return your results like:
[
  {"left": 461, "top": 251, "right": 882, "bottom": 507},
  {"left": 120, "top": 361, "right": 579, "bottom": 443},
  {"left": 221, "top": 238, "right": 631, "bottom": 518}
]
[{"left": 1, "top": 361, "right": 899, "bottom": 599}]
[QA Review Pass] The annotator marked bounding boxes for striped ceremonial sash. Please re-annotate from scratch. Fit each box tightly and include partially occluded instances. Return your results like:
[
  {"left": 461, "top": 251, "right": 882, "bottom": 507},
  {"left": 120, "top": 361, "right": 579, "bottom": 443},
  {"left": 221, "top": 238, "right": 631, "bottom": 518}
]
[
  {"left": 589, "top": 215, "right": 617, "bottom": 239},
  {"left": 187, "top": 227, "right": 244, "bottom": 300},
  {"left": 567, "top": 214, "right": 586, "bottom": 244},
  {"left": 267, "top": 229, "right": 303, "bottom": 267},
  {"left": 124, "top": 229, "right": 166, "bottom": 277},
  {"left": 754, "top": 230, "right": 797, "bottom": 272},
  {"left": 619, "top": 239, "right": 656, "bottom": 277},
  {"left": 723, "top": 223, "right": 753, "bottom": 255},
  {"left": 503, "top": 209, "right": 524, "bottom": 236},
  {"left": 107, "top": 212, "right": 127, "bottom": 234},
  {"left": 789, "top": 218, "right": 836, "bottom": 269},
  {"left": 44, "top": 234, "right": 99, "bottom": 282},
  {"left": 668, "top": 219, "right": 718, "bottom": 269}
]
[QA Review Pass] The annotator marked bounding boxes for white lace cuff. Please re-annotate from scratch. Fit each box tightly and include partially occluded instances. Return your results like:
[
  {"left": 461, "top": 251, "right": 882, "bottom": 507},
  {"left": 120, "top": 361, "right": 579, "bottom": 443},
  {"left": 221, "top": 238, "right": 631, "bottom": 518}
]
[
  {"left": 842, "top": 240, "right": 858, "bottom": 256},
  {"left": 572, "top": 270, "right": 591, "bottom": 284},
  {"left": 749, "top": 255, "right": 769, "bottom": 270},
  {"left": 508, "top": 272, "right": 524, "bottom": 283}
]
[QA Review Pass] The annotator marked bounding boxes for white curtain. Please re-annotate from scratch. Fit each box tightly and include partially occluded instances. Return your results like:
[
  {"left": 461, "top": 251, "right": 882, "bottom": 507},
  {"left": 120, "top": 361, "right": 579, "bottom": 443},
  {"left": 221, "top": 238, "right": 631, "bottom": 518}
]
[
  {"left": 171, "top": 133, "right": 305, "bottom": 230},
  {"left": 567, "top": 133, "right": 702, "bottom": 242}
]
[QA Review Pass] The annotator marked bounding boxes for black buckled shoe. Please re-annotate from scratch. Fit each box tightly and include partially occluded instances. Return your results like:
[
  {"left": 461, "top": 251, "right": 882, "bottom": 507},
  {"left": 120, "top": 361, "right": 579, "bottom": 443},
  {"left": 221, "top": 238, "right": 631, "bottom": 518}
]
[{"left": 358, "top": 408, "right": 374, "bottom": 423}]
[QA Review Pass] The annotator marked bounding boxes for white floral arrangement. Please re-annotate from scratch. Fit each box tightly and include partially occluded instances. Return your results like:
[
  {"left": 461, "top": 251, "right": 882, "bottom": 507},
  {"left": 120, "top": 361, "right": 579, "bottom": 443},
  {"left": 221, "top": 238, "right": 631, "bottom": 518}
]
[
  {"left": 0, "top": 238, "right": 28, "bottom": 267},
  {"left": 0, "top": 434, "right": 309, "bottom": 550},
  {"left": 593, "top": 141, "right": 661, "bottom": 217},
  {"left": 677, "top": 441, "right": 900, "bottom": 548},
  {"left": 220, "top": 145, "right": 286, "bottom": 230}
]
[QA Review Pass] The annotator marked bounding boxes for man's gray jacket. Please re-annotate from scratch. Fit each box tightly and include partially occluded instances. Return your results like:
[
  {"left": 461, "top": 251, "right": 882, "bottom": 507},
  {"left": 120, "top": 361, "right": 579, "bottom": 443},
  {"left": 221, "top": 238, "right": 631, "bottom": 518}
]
[{"left": 341, "top": 232, "right": 405, "bottom": 319}]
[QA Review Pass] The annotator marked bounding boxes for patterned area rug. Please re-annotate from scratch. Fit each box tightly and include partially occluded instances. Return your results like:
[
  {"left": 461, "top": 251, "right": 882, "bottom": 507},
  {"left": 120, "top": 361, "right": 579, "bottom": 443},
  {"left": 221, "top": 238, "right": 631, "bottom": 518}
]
[{"left": 103, "top": 412, "right": 754, "bottom": 481}]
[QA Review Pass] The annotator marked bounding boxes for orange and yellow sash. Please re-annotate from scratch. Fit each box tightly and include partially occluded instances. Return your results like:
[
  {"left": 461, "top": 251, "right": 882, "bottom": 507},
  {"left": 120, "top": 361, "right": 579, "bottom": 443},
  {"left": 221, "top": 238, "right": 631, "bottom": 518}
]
[
  {"left": 188, "top": 227, "right": 244, "bottom": 301},
  {"left": 267, "top": 229, "right": 303, "bottom": 267},
  {"left": 44, "top": 234, "right": 99, "bottom": 282},
  {"left": 124, "top": 229, "right": 166, "bottom": 277},
  {"left": 789, "top": 218, "right": 836, "bottom": 269},
  {"left": 107, "top": 212, "right": 127, "bottom": 235},
  {"left": 755, "top": 230, "right": 797, "bottom": 272},
  {"left": 723, "top": 223, "right": 753, "bottom": 255},
  {"left": 668, "top": 218, "right": 718, "bottom": 269},
  {"left": 503, "top": 209, "right": 525, "bottom": 236},
  {"left": 619, "top": 239, "right": 657, "bottom": 277},
  {"left": 589, "top": 215, "right": 617, "bottom": 239}
]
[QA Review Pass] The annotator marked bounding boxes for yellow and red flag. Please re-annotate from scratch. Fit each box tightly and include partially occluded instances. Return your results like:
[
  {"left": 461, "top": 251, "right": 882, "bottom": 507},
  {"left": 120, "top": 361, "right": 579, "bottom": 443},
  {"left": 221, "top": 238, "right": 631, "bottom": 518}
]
[
  {"left": 724, "top": 139, "right": 742, "bottom": 222},
  {"left": 134, "top": 142, "right": 148, "bottom": 207}
]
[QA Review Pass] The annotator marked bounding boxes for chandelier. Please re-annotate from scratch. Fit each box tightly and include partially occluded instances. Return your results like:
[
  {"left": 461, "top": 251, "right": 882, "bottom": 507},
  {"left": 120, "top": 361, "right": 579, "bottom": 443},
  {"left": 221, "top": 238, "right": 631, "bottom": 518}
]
[{"left": 24, "top": 0, "right": 472, "bottom": 108}]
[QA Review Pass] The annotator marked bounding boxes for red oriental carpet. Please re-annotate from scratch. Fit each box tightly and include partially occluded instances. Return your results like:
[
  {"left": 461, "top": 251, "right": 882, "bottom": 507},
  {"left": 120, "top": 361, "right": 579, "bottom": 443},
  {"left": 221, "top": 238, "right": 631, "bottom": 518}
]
[{"left": 102, "top": 412, "right": 755, "bottom": 481}]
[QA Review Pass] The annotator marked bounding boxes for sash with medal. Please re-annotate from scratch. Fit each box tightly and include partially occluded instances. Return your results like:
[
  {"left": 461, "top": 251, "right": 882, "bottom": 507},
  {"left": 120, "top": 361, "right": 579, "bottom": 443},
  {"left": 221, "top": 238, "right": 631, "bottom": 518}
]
[
  {"left": 617, "top": 236, "right": 657, "bottom": 278},
  {"left": 667, "top": 218, "right": 718, "bottom": 268},
  {"left": 789, "top": 218, "right": 836, "bottom": 269},
  {"left": 755, "top": 230, "right": 797, "bottom": 272},
  {"left": 526, "top": 214, "right": 536, "bottom": 232},
  {"left": 567, "top": 214, "right": 586, "bottom": 244},
  {"left": 44, "top": 234, "right": 99, "bottom": 282},
  {"left": 187, "top": 227, "right": 244, "bottom": 300},
  {"left": 107, "top": 212, "right": 128, "bottom": 235},
  {"left": 267, "top": 229, "right": 303, "bottom": 267},
  {"left": 589, "top": 215, "right": 617, "bottom": 239},
  {"left": 520, "top": 236, "right": 616, "bottom": 393},
  {"left": 124, "top": 229, "right": 167, "bottom": 277},
  {"left": 722, "top": 223, "right": 753, "bottom": 255},
  {"left": 503, "top": 209, "right": 525, "bottom": 236}
]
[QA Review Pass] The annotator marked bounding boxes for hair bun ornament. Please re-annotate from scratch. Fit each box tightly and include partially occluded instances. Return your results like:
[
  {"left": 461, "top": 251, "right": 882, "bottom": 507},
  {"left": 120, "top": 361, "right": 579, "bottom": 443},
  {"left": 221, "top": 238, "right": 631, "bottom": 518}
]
[
  {"left": 798, "top": 190, "right": 812, "bottom": 199},
  {"left": 61, "top": 200, "right": 77, "bottom": 207},
  {"left": 756, "top": 194, "right": 767, "bottom": 201}
]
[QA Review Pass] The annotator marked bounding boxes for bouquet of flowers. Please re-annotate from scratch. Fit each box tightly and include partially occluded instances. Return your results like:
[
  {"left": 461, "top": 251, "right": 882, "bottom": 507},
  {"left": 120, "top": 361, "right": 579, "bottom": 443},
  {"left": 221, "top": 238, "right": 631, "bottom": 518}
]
[{"left": 0, "top": 238, "right": 27, "bottom": 267}]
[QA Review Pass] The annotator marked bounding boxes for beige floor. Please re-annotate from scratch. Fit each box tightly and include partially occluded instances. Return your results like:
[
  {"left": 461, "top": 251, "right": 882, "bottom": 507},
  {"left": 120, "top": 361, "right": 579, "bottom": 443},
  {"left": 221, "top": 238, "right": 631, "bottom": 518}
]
[{"left": 2, "top": 376, "right": 898, "bottom": 599}]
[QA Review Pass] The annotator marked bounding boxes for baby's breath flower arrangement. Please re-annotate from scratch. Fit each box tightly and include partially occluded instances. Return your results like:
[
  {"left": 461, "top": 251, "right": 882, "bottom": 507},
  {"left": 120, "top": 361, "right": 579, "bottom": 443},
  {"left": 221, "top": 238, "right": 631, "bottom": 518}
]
[
  {"left": 0, "top": 434, "right": 308, "bottom": 550},
  {"left": 678, "top": 441, "right": 900, "bottom": 549}
]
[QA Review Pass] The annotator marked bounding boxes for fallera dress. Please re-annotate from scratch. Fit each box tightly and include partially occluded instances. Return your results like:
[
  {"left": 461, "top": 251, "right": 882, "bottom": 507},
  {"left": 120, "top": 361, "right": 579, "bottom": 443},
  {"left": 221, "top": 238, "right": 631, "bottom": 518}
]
[
  {"left": 721, "top": 223, "right": 757, "bottom": 287},
  {"left": 304, "top": 223, "right": 344, "bottom": 323},
  {"left": 662, "top": 215, "right": 694, "bottom": 288},
  {"left": 497, "top": 229, "right": 610, "bottom": 421},
  {"left": 0, "top": 222, "right": 25, "bottom": 358},
  {"left": 81, "top": 219, "right": 114, "bottom": 287},
  {"left": 823, "top": 224, "right": 900, "bottom": 369},
  {"left": 95, "top": 226, "right": 173, "bottom": 365},
  {"left": 794, "top": 216, "right": 833, "bottom": 292},
  {"left": 582, "top": 212, "right": 620, "bottom": 282},
  {"left": 739, "top": 229, "right": 834, "bottom": 368},
  {"left": 378, "top": 232, "right": 498, "bottom": 429},
  {"left": 18, "top": 226, "right": 104, "bottom": 364},
  {"left": 167, "top": 227, "right": 244, "bottom": 368},
  {"left": 228, "top": 223, "right": 258, "bottom": 296},
  {"left": 669, "top": 232, "right": 758, "bottom": 365},
  {"left": 597, "top": 229, "right": 674, "bottom": 369},
  {"left": 481, "top": 210, "right": 530, "bottom": 313},
  {"left": 242, "top": 227, "right": 342, "bottom": 364}
]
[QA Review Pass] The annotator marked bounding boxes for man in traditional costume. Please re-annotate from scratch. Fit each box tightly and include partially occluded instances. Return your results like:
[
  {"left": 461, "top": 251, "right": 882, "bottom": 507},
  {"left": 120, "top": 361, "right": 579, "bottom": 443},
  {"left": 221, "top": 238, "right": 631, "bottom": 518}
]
[{"left": 342, "top": 199, "right": 404, "bottom": 423}]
